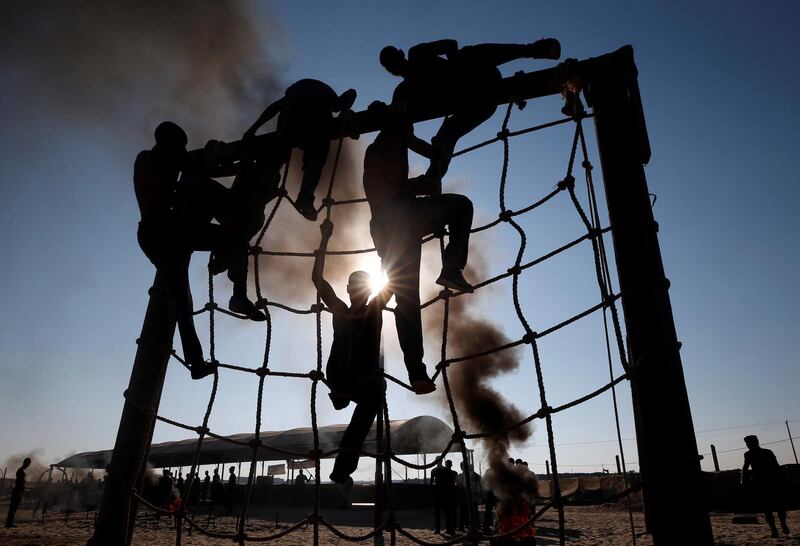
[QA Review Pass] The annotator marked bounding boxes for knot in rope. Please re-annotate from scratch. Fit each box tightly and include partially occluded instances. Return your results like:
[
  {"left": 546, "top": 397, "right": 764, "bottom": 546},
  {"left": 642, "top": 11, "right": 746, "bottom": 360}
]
[
  {"left": 588, "top": 227, "right": 604, "bottom": 240},
  {"left": 498, "top": 210, "right": 513, "bottom": 222},
  {"left": 248, "top": 245, "right": 261, "bottom": 256},
  {"left": 307, "top": 370, "right": 324, "bottom": 381},
  {"left": 255, "top": 367, "right": 269, "bottom": 378},
  {"left": 522, "top": 331, "right": 537, "bottom": 344},
  {"left": 507, "top": 265, "right": 522, "bottom": 276},
  {"left": 204, "top": 302, "right": 217, "bottom": 311},
  {"left": 581, "top": 159, "right": 593, "bottom": 170},
  {"left": 435, "top": 360, "right": 449, "bottom": 371},
  {"left": 255, "top": 298, "right": 268, "bottom": 309},
  {"left": 194, "top": 426, "right": 209, "bottom": 436},
  {"left": 309, "top": 303, "right": 324, "bottom": 313},
  {"left": 321, "top": 197, "right": 335, "bottom": 208},
  {"left": 496, "top": 128, "right": 511, "bottom": 140},
  {"left": 557, "top": 175, "right": 576, "bottom": 191},
  {"left": 438, "top": 288, "right": 452, "bottom": 300}
]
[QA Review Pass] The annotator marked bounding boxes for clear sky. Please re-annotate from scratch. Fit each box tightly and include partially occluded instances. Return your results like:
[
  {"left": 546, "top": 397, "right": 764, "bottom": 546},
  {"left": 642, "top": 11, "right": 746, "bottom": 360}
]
[{"left": 1, "top": 0, "right": 798, "bottom": 483}]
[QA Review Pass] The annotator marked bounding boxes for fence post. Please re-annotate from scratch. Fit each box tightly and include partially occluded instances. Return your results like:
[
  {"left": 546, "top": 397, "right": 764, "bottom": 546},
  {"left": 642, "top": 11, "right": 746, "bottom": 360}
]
[{"left": 710, "top": 445, "right": 720, "bottom": 472}]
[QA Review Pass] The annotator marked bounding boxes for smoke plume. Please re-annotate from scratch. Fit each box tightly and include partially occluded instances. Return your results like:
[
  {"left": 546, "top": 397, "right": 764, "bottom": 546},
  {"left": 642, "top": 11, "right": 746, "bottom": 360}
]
[
  {"left": 1, "top": 0, "right": 284, "bottom": 144},
  {"left": 430, "top": 250, "right": 538, "bottom": 502}
]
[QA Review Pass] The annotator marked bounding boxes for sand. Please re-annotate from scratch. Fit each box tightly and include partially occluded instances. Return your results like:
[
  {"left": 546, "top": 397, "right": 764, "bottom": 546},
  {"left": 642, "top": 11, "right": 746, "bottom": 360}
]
[{"left": 1, "top": 507, "right": 798, "bottom": 545}]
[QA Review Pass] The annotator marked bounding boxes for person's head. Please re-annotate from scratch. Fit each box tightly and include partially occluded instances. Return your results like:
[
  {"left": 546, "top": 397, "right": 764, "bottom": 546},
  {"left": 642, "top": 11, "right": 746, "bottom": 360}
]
[
  {"left": 229, "top": 466, "right": 235, "bottom": 473},
  {"left": 213, "top": 468, "right": 219, "bottom": 475},
  {"left": 205, "top": 470, "right": 209, "bottom": 476},
  {"left": 460, "top": 461, "right": 466, "bottom": 470},
  {"left": 522, "top": 461, "right": 529, "bottom": 467},
  {"left": 379, "top": 46, "right": 408, "bottom": 76},
  {"left": 445, "top": 460, "right": 452, "bottom": 469},
  {"left": 436, "top": 460, "right": 443, "bottom": 467},
  {"left": 508, "top": 457, "right": 515, "bottom": 466},
  {"left": 347, "top": 270, "right": 372, "bottom": 307},
  {"left": 22, "top": 458, "right": 31, "bottom": 469},
  {"left": 744, "top": 435, "right": 759, "bottom": 449},
  {"left": 153, "top": 121, "right": 188, "bottom": 164},
  {"left": 515, "top": 458, "right": 523, "bottom": 466}
]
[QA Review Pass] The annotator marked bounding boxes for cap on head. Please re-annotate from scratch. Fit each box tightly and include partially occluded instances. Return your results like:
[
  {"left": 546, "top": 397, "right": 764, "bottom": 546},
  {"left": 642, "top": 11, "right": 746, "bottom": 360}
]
[
  {"left": 379, "top": 46, "right": 406, "bottom": 75},
  {"left": 154, "top": 121, "right": 188, "bottom": 148}
]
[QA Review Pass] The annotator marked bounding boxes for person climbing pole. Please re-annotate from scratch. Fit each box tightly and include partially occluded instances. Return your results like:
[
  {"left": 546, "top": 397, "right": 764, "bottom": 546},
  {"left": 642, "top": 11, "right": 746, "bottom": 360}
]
[
  {"left": 312, "top": 220, "right": 391, "bottom": 485},
  {"left": 242, "top": 79, "right": 357, "bottom": 221},
  {"left": 363, "top": 111, "right": 475, "bottom": 394},
  {"left": 134, "top": 121, "right": 241, "bottom": 379},
  {"left": 379, "top": 38, "right": 561, "bottom": 179}
]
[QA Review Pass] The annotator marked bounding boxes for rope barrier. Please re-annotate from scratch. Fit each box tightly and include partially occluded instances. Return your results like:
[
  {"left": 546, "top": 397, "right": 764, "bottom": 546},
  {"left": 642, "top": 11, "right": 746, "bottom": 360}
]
[{"left": 125, "top": 100, "right": 638, "bottom": 544}]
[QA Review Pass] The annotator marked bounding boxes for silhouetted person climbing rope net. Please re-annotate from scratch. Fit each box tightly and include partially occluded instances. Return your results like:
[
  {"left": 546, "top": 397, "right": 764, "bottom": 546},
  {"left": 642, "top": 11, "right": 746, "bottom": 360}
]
[
  {"left": 379, "top": 38, "right": 561, "bottom": 179},
  {"left": 242, "top": 78, "right": 357, "bottom": 220}
]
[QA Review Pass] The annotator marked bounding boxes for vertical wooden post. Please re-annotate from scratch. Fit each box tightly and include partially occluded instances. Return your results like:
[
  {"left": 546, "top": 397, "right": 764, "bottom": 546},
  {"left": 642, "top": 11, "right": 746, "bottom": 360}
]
[
  {"left": 616, "top": 455, "right": 622, "bottom": 475},
  {"left": 710, "top": 445, "right": 720, "bottom": 472},
  {"left": 545, "top": 460, "right": 550, "bottom": 478},
  {"left": 91, "top": 273, "right": 175, "bottom": 545},
  {"left": 587, "top": 45, "right": 713, "bottom": 544}
]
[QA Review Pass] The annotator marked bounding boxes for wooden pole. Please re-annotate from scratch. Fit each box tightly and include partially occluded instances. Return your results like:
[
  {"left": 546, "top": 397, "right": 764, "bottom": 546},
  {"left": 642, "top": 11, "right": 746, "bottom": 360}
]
[
  {"left": 545, "top": 460, "right": 550, "bottom": 478},
  {"left": 91, "top": 273, "right": 175, "bottom": 545},
  {"left": 587, "top": 46, "right": 713, "bottom": 544},
  {"left": 710, "top": 445, "right": 720, "bottom": 472},
  {"left": 616, "top": 455, "right": 622, "bottom": 475},
  {"left": 787, "top": 421, "right": 798, "bottom": 464}
]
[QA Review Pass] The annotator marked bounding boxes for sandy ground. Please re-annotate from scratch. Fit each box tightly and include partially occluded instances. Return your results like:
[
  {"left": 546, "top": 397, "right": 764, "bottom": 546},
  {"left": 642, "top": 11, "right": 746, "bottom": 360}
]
[{"left": 1, "top": 506, "right": 798, "bottom": 545}]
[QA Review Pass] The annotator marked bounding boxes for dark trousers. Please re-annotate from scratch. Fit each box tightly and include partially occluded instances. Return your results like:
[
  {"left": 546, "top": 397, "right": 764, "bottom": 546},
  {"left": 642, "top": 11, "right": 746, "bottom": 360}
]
[
  {"left": 5, "top": 493, "right": 21, "bottom": 527},
  {"left": 138, "top": 214, "right": 240, "bottom": 363},
  {"left": 331, "top": 393, "right": 380, "bottom": 481},
  {"left": 426, "top": 43, "right": 535, "bottom": 177},
  {"left": 433, "top": 491, "right": 456, "bottom": 533},
  {"left": 372, "top": 194, "right": 473, "bottom": 373}
]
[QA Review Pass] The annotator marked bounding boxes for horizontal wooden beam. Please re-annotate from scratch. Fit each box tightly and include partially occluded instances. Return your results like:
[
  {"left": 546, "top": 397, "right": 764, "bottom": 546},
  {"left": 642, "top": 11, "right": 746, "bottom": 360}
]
[{"left": 189, "top": 45, "right": 637, "bottom": 177}]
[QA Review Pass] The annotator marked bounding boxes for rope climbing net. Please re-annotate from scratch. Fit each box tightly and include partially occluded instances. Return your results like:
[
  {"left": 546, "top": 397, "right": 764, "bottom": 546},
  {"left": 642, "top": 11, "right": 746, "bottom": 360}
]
[{"left": 132, "top": 98, "right": 643, "bottom": 545}]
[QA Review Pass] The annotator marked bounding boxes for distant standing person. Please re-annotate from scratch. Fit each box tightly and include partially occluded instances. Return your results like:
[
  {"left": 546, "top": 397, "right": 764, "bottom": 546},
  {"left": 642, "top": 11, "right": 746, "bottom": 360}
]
[
  {"left": 431, "top": 460, "right": 455, "bottom": 534},
  {"left": 225, "top": 466, "right": 236, "bottom": 514},
  {"left": 294, "top": 469, "right": 309, "bottom": 486},
  {"left": 4, "top": 457, "right": 31, "bottom": 528},
  {"left": 742, "top": 435, "right": 790, "bottom": 538},
  {"left": 202, "top": 470, "right": 211, "bottom": 502}
]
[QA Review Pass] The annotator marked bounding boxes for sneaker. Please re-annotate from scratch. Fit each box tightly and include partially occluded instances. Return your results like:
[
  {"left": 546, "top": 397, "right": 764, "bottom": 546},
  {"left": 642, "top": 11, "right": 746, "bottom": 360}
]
[
  {"left": 527, "top": 38, "right": 561, "bottom": 60},
  {"left": 436, "top": 268, "right": 474, "bottom": 293},
  {"left": 229, "top": 295, "right": 267, "bottom": 322},
  {"left": 408, "top": 368, "right": 436, "bottom": 395},
  {"left": 190, "top": 361, "right": 216, "bottom": 380},
  {"left": 294, "top": 192, "right": 318, "bottom": 221}
]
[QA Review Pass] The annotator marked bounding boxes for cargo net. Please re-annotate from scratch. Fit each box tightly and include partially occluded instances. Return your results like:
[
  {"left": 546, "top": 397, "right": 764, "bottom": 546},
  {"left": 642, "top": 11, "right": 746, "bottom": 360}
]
[{"left": 133, "top": 98, "right": 643, "bottom": 545}]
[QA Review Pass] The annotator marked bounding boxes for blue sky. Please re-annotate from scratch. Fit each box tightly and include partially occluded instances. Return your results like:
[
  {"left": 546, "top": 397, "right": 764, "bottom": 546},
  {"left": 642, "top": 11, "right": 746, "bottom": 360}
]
[{"left": 1, "top": 0, "right": 798, "bottom": 482}]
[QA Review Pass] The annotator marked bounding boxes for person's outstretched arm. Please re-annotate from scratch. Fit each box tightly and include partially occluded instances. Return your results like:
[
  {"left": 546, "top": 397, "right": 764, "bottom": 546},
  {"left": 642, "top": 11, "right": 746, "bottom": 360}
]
[
  {"left": 312, "top": 220, "right": 348, "bottom": 313},
  {"left": 243, "top": 97, "right": 285, "bottom": 139},
  {"left": 408, "top": 39, "right": 458, "bottom": 61}
]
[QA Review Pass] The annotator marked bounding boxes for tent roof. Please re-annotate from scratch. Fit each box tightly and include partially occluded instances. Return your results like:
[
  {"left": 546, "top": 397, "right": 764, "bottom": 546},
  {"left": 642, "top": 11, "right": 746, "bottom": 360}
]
[{"left": 55, "top": 415, "right": 456, "bottom": 469}]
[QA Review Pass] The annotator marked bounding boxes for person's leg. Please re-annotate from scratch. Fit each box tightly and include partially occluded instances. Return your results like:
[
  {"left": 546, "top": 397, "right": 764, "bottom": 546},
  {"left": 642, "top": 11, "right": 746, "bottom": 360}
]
[
  {"left": 160, "top": 252, "right": 203, "bottom": 367},
  {"left": 5, "top": 494, "right": 20, "bottom": 527},
  {"left": 764, "top": 511, "right": 779, "bottom": 536},
  {"left": 330, "top": 396, "right": 380, "bottom": 482},
  {"left": 414, "top": 194, "right": 474, "bottom": 291},
  {"left": 433, "top": 496, "right": 442, "bottom": 532},
  {"left": 426, "top": 105, "right": 496, "bottom": 178},
  {"left": 457, "top": 41, "right": 560, "bottom": 67},
  {"left": 295, "top": 138, "right": 330, "bottom": 221}
]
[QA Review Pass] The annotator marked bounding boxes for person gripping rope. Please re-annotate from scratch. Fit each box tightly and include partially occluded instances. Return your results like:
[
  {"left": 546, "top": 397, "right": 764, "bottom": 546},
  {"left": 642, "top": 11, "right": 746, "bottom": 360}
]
[{"left": 312, "top": 221, "right": 392, "bottom": 485}]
